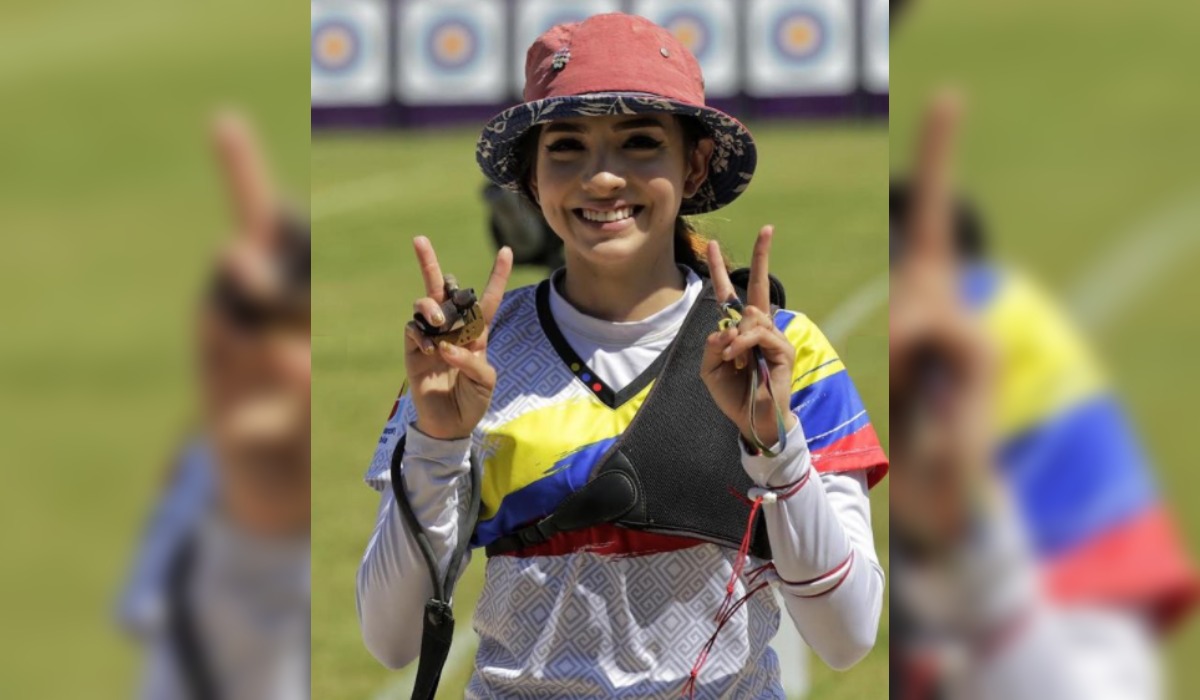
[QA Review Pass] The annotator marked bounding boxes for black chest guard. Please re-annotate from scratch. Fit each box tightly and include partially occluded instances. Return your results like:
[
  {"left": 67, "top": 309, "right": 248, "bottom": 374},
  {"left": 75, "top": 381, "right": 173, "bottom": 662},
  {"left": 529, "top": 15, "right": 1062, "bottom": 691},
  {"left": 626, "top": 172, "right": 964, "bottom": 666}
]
[{"left": 484, "top": 273, "right": 784, "bottom": 560}]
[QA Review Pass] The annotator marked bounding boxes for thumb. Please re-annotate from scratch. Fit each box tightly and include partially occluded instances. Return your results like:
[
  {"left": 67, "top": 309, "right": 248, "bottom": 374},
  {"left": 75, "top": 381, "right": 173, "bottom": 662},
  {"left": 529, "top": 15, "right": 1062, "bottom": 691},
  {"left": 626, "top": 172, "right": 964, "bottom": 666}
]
[{"left": 437, "top": 342, "right": 496, "bottom": 389}]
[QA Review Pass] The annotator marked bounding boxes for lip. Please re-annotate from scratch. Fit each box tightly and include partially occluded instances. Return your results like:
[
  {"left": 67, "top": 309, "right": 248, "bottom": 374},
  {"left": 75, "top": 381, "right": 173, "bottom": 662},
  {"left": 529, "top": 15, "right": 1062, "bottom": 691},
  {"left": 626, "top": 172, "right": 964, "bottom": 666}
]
[{"left": 572, "top": 205, "right": 644, "bottom": 232}]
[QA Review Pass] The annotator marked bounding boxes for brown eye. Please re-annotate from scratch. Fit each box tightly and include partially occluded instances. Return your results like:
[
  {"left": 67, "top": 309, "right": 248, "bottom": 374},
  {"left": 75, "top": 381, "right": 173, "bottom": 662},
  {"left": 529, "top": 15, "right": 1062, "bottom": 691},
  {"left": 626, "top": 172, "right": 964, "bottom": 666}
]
[
  {"left": 624, "top": 135, "right": 664, "bottom": 150},
  {"left": 546, "top": 138, "right": 584, "bottom": 153}
]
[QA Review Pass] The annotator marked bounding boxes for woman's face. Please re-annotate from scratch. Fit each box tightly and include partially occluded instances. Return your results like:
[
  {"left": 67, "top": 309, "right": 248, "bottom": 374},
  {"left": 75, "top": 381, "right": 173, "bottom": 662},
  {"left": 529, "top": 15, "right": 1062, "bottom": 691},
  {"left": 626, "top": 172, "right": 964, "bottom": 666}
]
[{"left": 529, "top": 114, "right": 712, "bottom": 267}]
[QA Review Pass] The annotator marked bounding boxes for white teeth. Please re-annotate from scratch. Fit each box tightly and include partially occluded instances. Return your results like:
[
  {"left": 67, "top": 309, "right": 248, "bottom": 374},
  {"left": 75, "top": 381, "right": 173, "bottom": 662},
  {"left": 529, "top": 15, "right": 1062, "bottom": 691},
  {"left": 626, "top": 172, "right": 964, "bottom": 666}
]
[{"left": 581, "top": 207, "right": 633, "bottom": 223}]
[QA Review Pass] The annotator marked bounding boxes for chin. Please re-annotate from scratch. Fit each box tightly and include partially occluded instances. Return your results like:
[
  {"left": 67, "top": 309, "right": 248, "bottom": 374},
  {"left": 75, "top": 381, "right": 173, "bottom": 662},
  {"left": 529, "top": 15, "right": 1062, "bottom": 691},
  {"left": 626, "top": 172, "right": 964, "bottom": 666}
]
[{"left": 573, "top": 232, "right": 650, "bottom": 266}]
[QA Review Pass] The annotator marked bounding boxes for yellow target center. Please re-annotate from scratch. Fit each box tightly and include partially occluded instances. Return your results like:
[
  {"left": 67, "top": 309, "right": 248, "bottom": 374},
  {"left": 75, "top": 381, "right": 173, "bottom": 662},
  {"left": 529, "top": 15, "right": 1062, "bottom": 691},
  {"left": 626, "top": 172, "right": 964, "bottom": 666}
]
[
  {"left": 787, "top": 21, "right": 814, "bottom": 48},
  {"left": 322, "top": 33, "right": 349, "bottom": 61}
]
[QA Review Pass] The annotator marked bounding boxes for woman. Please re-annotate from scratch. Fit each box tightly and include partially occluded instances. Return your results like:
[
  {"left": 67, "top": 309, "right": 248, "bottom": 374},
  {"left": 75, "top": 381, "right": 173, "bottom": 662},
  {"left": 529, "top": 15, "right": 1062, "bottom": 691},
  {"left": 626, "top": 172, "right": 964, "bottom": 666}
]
[{"left": 358, "top": 13, "right": 887, "bottom": 699}]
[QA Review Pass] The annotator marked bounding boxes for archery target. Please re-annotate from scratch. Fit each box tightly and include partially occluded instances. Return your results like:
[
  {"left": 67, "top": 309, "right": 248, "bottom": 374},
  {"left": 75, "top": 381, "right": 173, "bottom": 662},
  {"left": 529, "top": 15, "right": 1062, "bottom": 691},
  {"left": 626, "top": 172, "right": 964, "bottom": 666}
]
[
  {"left": 863, "top": 0, "right": 888, "bottom": 93},
  {"left": 512, "top": 0, "right": 621, "bottom": 95},
  {"left": 310, "top": 0, "right": 388, "bottom": 106},
  {"left": 633, "top": 0, "right": 739, "bottom": 98},
  {"left": 746, "top": 0, "right": 855, "bottom": 96},
  {"left": 397, "top": 0, "right": 507, "bottom": 105}
]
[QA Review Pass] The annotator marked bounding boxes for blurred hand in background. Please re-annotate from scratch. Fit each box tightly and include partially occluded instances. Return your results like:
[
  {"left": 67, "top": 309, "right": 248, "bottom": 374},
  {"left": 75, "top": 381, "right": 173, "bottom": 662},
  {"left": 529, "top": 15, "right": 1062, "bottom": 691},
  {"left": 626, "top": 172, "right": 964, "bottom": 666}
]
[
  {"left": 118, "top": 112, "right": 310, "bottom": 700},
  {"left": 889, "top": 94, "right": 1197, "bottom": 700}
]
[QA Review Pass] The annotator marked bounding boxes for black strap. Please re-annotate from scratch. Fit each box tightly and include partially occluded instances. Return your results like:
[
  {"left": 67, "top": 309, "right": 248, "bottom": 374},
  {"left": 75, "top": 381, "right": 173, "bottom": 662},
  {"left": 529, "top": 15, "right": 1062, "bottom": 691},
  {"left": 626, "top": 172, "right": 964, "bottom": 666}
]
[
  {"left": 389, "top": 434, "right": 482, "bottom": 700},
  {"left": 165, "top": 534, "right": 219, "bottom": 700}
]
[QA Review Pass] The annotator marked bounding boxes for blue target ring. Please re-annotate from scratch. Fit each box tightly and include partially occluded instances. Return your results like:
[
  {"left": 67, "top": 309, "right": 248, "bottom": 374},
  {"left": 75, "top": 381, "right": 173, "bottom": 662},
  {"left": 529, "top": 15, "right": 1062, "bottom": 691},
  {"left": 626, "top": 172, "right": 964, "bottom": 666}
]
[
  {"left": 771, "top": 8, "right": 827, "bottom": 64},
  {"left": 660, "top": 11, "right": 711, "bottom": 61},
  {"left": 425, "top": 16, "right": 480, "bottom": 71},
  {"left": 312, "top": 18, "right": 362, "bottom": 75}
]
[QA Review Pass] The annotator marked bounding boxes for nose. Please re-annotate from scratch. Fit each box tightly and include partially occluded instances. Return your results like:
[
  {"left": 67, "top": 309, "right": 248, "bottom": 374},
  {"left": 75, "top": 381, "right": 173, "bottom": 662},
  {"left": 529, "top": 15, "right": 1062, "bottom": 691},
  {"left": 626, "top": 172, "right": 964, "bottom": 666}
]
[{"left": 582, "top": 153, "right": 626, "bottom": 197}]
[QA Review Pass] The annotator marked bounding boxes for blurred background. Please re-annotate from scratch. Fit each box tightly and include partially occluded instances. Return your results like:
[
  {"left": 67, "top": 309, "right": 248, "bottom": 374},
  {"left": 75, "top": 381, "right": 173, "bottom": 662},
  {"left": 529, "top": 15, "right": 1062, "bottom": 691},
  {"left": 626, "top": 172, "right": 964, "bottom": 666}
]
[
  {"left": 0, "top": 0, "right": 307, "bottom": 696},
  {"left": 312, "top": 0, "right": 887, "bottom": 698},
  {"left": 892, "top": 0, "right": 1200, "bottom": 696}
]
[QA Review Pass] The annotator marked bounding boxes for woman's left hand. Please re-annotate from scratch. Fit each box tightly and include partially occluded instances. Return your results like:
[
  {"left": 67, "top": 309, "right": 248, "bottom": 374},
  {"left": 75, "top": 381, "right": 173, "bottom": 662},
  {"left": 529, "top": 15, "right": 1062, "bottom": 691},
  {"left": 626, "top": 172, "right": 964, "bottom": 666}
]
[{"left": 700, "top": 226, "right": 799, "bottom": 450}]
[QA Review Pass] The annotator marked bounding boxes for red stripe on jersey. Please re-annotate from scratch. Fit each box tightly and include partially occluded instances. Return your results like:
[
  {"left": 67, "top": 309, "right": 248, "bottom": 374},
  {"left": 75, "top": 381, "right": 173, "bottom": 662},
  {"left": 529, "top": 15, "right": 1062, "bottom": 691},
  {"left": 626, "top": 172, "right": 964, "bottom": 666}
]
[
  {"left": 811, "top": 423, "right": 889, "bottom": 488},
  {"left": 1045, "top": 506, "right": 1199, "bottom": 631},
  {"left": 492, "top": 523, "right": 708, "bottom": 559}
]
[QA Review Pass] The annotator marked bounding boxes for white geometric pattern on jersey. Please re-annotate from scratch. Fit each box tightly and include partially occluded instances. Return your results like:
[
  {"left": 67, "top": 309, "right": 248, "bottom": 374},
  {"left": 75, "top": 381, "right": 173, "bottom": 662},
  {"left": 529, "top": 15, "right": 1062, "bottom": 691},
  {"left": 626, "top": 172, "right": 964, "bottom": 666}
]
[
  {"left": 468, "top": 544, "right": 787, "bottom": 699},
  {"left": 365, "top": 284, "right": 597, "bottom": 491}
]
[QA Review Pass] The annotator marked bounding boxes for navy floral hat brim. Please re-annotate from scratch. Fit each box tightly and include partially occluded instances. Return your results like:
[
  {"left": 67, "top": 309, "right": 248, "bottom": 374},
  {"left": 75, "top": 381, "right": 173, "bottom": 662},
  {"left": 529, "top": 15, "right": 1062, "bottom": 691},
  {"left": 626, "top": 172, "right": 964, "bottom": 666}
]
[{"left": 476, "top": 93, "right": 757, "bottom": 216}]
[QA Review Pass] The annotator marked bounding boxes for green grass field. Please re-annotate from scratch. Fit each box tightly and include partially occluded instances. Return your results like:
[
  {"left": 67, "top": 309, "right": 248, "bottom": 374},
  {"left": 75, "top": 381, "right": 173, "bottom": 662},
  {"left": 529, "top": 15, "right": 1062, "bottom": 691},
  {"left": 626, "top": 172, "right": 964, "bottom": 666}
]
[
  {"left": 0, "top": 2, "right": 307, "bottom": 697},
  {"left": 893, "top": 0, "right": 1200, "bottom": 695},
  {"left": 312, "top": 122, "right": 889, "bottom": 699}
]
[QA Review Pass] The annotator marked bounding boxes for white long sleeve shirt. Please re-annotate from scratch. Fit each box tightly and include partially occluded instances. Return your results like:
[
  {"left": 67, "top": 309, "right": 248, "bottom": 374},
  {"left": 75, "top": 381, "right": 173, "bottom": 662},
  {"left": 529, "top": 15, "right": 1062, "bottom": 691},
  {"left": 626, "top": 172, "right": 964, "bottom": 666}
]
[{"left": 358, "top": 271, "right": 886, "bottom": 697}]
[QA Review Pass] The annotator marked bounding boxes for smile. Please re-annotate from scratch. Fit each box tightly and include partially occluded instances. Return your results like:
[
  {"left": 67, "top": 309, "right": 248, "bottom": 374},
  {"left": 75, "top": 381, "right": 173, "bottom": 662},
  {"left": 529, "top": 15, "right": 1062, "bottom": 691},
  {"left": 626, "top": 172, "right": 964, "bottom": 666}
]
[{"left": 576, "top": 206, "right": 642, "bottom": 223}]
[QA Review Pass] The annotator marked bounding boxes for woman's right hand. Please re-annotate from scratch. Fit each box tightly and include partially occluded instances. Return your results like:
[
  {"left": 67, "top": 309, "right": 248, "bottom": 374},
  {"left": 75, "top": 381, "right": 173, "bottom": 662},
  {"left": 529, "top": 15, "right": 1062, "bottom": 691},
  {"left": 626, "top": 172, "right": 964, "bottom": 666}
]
[{"left": 404, "top": 236, "right": 512, "bottom": 441}]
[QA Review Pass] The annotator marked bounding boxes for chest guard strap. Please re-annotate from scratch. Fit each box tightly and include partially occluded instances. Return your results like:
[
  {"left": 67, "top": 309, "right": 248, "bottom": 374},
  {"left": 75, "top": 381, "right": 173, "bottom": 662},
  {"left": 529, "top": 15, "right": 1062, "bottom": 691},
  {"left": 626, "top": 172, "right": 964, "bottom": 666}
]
[{"left": 485, "top": 273, "right": 784, "bottom": 560}]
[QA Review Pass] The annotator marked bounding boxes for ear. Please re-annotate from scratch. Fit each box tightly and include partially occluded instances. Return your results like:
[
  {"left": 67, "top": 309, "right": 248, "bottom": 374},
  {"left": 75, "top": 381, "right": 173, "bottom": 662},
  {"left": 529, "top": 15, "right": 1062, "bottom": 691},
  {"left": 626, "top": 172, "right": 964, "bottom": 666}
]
[
  {"left": 527, "top": 163, "right": 541, "bottom": 206},
  {"left": 682, "top": 137, "right": 715, "bottom": 199}
]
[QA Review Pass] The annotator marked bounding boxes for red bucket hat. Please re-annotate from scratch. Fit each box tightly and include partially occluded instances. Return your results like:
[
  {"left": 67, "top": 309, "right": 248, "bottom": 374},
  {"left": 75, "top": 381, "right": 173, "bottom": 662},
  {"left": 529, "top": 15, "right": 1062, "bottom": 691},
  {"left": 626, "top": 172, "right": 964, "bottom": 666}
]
[{"left": 476, "top": 13, "right": 757, "bottom": 215}]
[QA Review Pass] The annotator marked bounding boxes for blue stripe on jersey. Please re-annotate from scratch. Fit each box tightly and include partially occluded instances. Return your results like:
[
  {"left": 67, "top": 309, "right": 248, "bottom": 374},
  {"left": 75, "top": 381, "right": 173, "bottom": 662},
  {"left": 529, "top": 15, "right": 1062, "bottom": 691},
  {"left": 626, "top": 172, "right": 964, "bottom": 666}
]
[
  {"left": 790, "top": 370, "right": 870, "bottom": 451},
  {"left": 473, "top": 436, "right": 618, "bottom": 548},
  {"left": 773, "top": 309, "right": 796, "bottom": 333},
  {"left": 961, "top": 263, "right": 1002, "bottom": 311},
  {"left": 999, "top": 394, "right": 1158, "bottom": 558}
]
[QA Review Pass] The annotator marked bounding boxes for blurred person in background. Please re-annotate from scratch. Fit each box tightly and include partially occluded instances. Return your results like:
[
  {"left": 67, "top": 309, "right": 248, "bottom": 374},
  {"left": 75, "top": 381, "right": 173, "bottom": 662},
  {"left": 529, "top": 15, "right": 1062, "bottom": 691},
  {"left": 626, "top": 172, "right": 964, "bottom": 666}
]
[
  {"left": 116, "top": 114, "right": 311, "bottom": 700},
  {"left": 888, "top": 96, "right": 1197, "bottom": 700}
]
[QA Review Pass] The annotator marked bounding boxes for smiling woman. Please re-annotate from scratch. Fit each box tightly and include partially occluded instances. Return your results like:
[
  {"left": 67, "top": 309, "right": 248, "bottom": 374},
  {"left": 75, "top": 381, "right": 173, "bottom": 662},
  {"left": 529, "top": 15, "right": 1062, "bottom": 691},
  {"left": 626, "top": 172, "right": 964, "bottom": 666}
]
[{"left": 352, "top": 12, "right": 888, "bottom": 700}]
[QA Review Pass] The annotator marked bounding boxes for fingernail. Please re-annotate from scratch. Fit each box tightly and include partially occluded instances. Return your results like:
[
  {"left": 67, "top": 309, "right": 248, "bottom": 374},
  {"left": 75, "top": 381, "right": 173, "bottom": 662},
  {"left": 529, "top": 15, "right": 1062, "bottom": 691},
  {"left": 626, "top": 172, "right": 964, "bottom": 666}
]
[
  {"left": 438, "top": 341, "right": 455, "bottom": 355},
  {"left": 735, "top": 356, "right": 746, "bottom": 371},
  {"left": 433, "top": 312, "right": 445, "bottom": 325},
  {"left": 722, "top": 347, "right": 733, "bottom": 360}
]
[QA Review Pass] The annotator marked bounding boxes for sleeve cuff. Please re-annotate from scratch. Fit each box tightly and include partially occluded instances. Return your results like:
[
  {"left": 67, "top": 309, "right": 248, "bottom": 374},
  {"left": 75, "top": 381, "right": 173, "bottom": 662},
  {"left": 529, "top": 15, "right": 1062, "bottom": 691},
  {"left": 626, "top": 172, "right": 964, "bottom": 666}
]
[
  {"left": 740, "top": 418, "right": 811, "bottom": 487},
  {"left": 405, "top": 422, "right": 473, "bottom": 467}
]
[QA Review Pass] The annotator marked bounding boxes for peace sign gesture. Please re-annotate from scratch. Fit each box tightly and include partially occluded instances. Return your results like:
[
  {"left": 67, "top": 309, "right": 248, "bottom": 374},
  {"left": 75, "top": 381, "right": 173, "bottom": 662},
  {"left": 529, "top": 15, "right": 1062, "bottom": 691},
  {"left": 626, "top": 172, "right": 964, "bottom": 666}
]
[
  {"left": 889, "top": 93, "right": 997, "bottom": 551},
  {"left": 404, "top": 237, "right": 513, "bottom": 441},
  {"left": 700, "top": 226, "right": 799, "bottom": 451}
]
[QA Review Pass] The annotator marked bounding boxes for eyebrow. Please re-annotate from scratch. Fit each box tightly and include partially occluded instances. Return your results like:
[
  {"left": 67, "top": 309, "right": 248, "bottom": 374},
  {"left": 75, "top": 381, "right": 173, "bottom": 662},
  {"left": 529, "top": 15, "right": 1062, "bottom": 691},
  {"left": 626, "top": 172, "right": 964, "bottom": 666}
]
[
  {"left": 612, "top": 117, "right": 668, "bottom": 131},
  {"left": 542, "top": 117, "right": 667, "bottom": 135}
]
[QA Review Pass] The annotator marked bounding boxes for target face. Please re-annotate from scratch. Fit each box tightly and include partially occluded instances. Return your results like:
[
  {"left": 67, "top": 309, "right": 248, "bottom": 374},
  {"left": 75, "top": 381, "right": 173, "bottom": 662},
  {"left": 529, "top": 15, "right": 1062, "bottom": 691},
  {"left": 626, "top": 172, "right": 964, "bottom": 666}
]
[
  {"left": 513, "top": 0, "right": 622, "bottom": 96},
  {"left": 772, "top": 9, "right": 826, "bottom": 64},
  {"left": 425, "top": 17, "right": 480, "bottom": 71},
  {"left": 660, "top": 11, "right": 711, "bottom": 60},
  {"left": 311, "top": 0, "right": 388, "bottom": 106},
  {"left": 746, "top": 0, "right": 853, "bottom": 97},
  {"left": 398, "top": 0, "right": 507, "bottom": 105},
  {"left": 312, "top": 19, "right": 362, "bottom": 74}
]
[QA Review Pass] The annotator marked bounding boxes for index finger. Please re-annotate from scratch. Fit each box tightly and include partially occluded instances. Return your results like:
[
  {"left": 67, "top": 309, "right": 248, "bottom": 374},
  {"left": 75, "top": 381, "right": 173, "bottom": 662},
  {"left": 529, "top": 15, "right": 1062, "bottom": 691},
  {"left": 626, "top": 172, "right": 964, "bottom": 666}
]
[
  {"left": 412, "top": 236, "right": 445, "bottom": 300},
  {"left": 746, "top": 225, "right": 774, "bottom": 311},
  {"left": 480, "top": 246, "right": 514, "bottom": 323},
  {"left": 212, "top": 110, "right": 277, "bottom": 242},
  {"left": 906, "top": 91, "right": 963, "bottom": 265},
  {"left": 707, "top": 240, "right": 736, "bottom": 303}
]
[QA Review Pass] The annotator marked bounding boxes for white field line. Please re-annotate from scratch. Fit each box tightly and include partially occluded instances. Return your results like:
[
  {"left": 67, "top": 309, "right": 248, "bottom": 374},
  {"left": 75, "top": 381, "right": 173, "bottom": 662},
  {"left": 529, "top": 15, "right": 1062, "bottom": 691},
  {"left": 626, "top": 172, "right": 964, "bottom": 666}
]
[
  {"left": 819, "top": 274, "right": 889, "bottom": 348},
  {"left": 312, "top": 172, "right": 407, "bottom": 223},
  {"left": 770, "top": 589, "right": 812, "bottom": 698},
  {"left": 1067, "top": 191, "right": 1200, "bottom": 333}
]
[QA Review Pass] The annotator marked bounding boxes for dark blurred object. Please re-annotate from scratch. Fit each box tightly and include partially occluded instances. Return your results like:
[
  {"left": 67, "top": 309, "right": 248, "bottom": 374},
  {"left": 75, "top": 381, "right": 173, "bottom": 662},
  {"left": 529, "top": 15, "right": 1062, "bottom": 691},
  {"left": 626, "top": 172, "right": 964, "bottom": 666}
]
[
  {"left": 483, "top": 184, "right": 563, "bottom": 269},
  {"left": 889, "top": 180, "right": 986, "bottom": 264},
  {"left": 210, "top": 211, "right": 311, "bottom": 332}
]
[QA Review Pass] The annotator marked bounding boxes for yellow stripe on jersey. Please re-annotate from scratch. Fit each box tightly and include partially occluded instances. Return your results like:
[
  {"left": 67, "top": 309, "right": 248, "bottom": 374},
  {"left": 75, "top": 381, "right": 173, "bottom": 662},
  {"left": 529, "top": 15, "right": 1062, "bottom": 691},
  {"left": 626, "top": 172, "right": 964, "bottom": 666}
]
[
  {"left": 983, "top": 271, "right": 1107, "bottom": 438},
  {"left": 479, "top": 384, "right": 653, "bottom": 519},
  {"left": 776, "top": 310, "right": 847, "bottom": 392}
]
